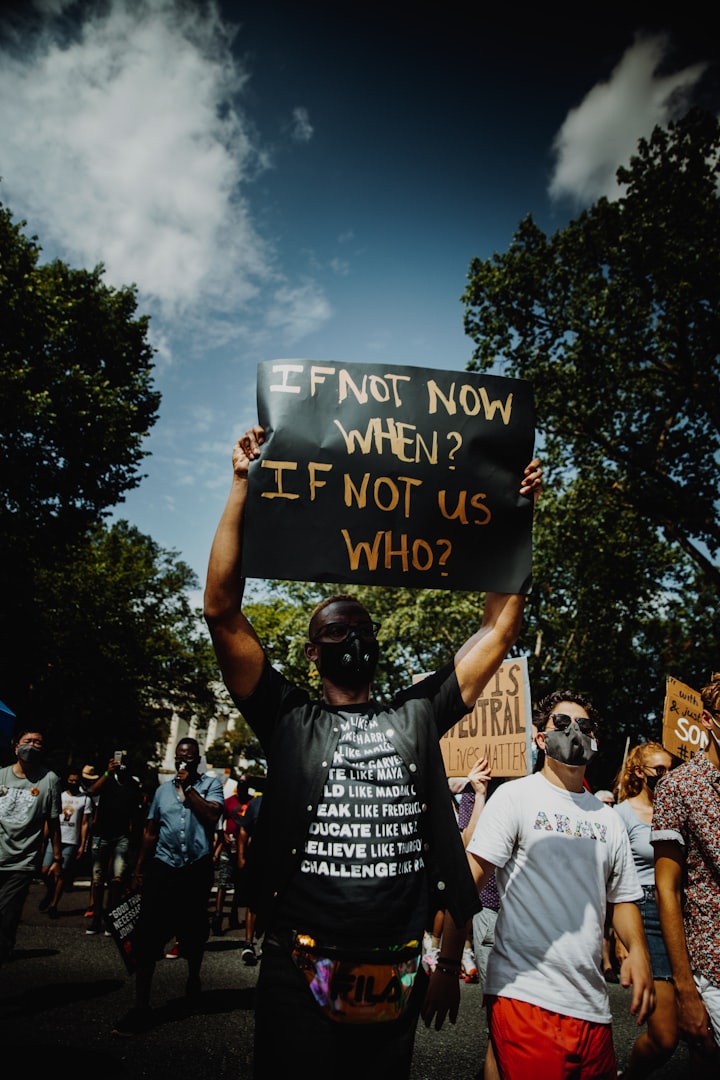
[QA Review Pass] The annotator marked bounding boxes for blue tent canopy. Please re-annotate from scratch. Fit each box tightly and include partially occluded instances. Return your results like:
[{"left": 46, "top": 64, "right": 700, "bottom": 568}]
[{"left": 0, "top": 698, "right": 16, "bottom": 741}]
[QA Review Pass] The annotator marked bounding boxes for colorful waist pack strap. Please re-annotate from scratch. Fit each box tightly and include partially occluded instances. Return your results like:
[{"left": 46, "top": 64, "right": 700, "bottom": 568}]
[{"left": 290, "top": 931, "right": 422, "bottom": 1023}]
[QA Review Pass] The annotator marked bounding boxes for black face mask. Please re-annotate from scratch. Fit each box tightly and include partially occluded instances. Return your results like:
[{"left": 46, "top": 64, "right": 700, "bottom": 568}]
[
  {"left": 315, "top": 630, "right": 379, "bottom": 689},
  {"left": 542, "top": 725, "right": 596, "bottom": 768},
  {"left": 645, "top": 772, "right": 662, "bottom": 792},
  {"left": 175, "top": 756, "right": 199, "bottom": 773}
]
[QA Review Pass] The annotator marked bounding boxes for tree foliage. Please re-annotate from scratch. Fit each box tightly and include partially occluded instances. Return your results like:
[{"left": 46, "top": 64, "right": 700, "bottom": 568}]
[
  {"left": 0, "top": 200, "right": 160, "bottom": 547},
  {"left": 28, "top": 522, "right": 218, "bottom": 780},
  {"left": 458, "top": 109, "right": 720, "bottom": 780},
  {"left": 463, "top": 109, "right": 720, "bottom": 588},
  {"left": 0, "top": 199, "right": 215, "bottom": 778}
]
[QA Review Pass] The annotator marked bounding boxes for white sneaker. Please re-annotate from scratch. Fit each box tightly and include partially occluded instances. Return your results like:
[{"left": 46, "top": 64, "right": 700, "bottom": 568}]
[{"left": 461, "top": 945, "right": 478, "bottom": 983}]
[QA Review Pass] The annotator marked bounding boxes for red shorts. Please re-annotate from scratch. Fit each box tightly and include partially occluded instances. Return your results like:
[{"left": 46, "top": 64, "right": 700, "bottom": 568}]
[{"left": 486, "top": 995, "right": 617, "bottom": 1080}]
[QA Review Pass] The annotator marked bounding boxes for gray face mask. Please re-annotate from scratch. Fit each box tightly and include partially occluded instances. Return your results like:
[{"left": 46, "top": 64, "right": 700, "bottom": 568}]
[
  {"left": 542, "top": 725, "right": 597, "bottom": 768},
  {"left": 17, "top": 744, "right": 42, "bottom": 765}
]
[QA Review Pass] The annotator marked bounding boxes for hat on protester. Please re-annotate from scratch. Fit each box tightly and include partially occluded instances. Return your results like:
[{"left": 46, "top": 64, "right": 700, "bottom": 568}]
[{"left": 82, "top": 765, "right": 100, "bottom": 782}]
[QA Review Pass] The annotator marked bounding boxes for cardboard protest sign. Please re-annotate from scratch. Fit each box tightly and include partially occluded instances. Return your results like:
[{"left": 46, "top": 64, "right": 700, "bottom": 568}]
[
  {"left": 242, "top": 360, "right": 536, "bottom": 592},
  {"left": 440, "top": 655, "right": 531, "bottom": 778},
  {"left": 662, "top": 676, "right": 708, "bottom": 762}
]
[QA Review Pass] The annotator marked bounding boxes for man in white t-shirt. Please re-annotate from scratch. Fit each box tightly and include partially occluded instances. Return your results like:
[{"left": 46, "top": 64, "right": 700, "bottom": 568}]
[{"left": 423, "top": 690, "right": 655, "bottom": 1080}]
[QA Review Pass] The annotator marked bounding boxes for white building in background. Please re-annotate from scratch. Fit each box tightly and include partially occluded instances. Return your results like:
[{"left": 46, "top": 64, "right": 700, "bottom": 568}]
[{"left": 156, "top": 683, "right": 264, "bottom": 786}]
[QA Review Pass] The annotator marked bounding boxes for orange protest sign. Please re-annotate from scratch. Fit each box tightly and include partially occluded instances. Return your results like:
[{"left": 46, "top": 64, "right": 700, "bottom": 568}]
[
  {"left": 440, "top": 656, "right": 531, "bottom": 778},
  {"left": 662, "top": 675, "right": 708, "bottom": 763}
]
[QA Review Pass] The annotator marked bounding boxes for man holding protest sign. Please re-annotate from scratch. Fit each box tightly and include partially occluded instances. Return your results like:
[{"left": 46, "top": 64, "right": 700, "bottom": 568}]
[
  {"left": 203, "top": 422, "right": 541, "bottom": 1080},
  {"left": 652, "top": 672, "right": 720, "bottom": 1073}
]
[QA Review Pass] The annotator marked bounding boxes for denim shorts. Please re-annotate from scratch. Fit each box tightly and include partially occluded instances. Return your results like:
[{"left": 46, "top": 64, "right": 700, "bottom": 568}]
[
  {"left": 637, "top": 885, "right": 672, "bottom": 981},
  {"left": 90, "top": 833, "right": 130, "bottom": 886},
  {"left": 42, "top": 842, "right": 78, "bottom": 873}
]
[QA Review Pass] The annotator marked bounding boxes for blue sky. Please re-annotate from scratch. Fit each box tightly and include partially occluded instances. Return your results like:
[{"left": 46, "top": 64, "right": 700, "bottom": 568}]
[{"left": 0, "top": 0, "right": 716, "bottom": 598}]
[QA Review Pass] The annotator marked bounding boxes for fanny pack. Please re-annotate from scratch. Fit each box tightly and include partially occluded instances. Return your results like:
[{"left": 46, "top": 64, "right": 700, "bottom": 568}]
[{"left": 290, "top": 931, "right": 422, "bottom": 1024}]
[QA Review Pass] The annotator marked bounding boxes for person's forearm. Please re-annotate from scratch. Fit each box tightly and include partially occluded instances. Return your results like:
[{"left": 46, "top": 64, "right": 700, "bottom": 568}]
[
  {"left": 204, "top": 474, "right": 248, "bottom": 621},
  {"left": 612, "top": 900, "right": 647, "bottom": 953},
  {"left": 184, "top": 787, "right": 222, "bottom": 828},
  {"left": 90, "top": 772, "right": 108, "bottom": 796},
  {"left": 462, "top": 792, "right": 485, "bottom": 848},
  {"left": 437, "top": 913, "right": 467, "bottom": 970},
  {"left": 454, "top": 593, "right": 525, "bottom": 709},
  {"left": 655, "top": 846, "right": 696, "bottom": 993},
  {"left": 49, "top": 820, "right": 62, "bottom": 862},
  {"left": 134, "top": 826, "right": 157, "bottom": 873}
]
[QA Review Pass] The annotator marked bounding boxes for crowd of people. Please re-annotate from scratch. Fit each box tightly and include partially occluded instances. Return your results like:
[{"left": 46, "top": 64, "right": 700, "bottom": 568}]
[
  {"left": 0, "top": 731, "right": 263, "bottom": 1025},
  {"left": 1, "top": 425, "right": 719, "bottom": 1080}
]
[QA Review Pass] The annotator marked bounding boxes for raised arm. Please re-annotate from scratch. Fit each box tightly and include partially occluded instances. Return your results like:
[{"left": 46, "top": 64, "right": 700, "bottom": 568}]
[
  {"left": 204, "top": 427, "right": 268, "bottom": 700},
  {"left": 453, "top": 459, "right": 541, "bottom": 709}
]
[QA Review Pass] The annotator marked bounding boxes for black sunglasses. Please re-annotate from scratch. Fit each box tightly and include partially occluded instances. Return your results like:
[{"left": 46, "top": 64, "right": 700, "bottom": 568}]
[
  {"left": 311, "top": 620, "right": 381, "bottom": 644},
  {"left": 547, "top": 713, "right": 597, "bottom": 736}
]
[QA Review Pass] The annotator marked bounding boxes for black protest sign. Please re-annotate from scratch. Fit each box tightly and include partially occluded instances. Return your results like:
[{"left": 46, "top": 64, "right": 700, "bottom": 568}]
[
  {"left": 104, "top": 890, "right": 141, "bottom": 974},
  {"left": 242, "top": 360, "right": 536, "bottom": 592}
]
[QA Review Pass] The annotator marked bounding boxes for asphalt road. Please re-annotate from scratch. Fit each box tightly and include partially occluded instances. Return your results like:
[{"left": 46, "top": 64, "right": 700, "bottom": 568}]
[{"left": 1, "top": 880, "right": 691, "bottom": 1079}]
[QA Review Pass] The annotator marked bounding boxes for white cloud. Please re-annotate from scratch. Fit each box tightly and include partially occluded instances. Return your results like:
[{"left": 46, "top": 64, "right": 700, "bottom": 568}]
[
  {"left": 0, "top": 0, "right": 330, "bottom": 346},
  {"left": 329, "top": 257, "right": 350, "bottom": 276},
  {"left": 549, "top": 33, "right": 708, "bottom": 205},
  {"left": 264, "top": 282, "right": 333, "bottom": 341},
  {"left": 290, "top": 105, "right": 314, "bottom": 143}
]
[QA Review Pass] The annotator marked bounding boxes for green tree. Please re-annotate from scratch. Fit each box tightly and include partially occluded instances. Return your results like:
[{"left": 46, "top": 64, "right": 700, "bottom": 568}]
[
  {"left": 0, "top": 201, "right": 160, "bottom": 545},
  {"left": 0, "top": 199, "right": 220, "bottom": 779},
  {"left": 24, "top": 521, "right": 217, "bottom": 780},
  {"left": 0, "top": 200, "right": 162, "bottom": 725},
  {"left": 463, "top": 109, "right": 720, "bottom": 588},
  {"left": 460, "top": 109, "right": 720, "bottom": 777}
]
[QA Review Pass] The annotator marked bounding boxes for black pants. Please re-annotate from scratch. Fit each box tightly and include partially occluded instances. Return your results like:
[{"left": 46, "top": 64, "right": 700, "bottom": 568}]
[
  {"left": 0, "top": 870, "right": 33, "bottom": 965},
  {"left": 254, "top": 938, "right": 428, "bottom": 1080},
  {"left": 133, "top": 855, "right": 213, "bottom": 964}
]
